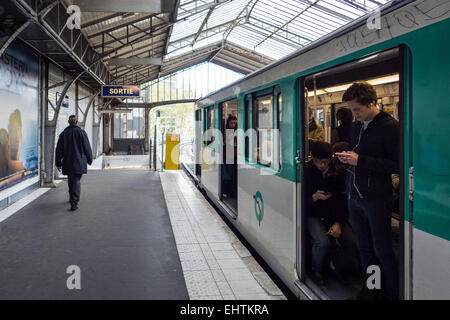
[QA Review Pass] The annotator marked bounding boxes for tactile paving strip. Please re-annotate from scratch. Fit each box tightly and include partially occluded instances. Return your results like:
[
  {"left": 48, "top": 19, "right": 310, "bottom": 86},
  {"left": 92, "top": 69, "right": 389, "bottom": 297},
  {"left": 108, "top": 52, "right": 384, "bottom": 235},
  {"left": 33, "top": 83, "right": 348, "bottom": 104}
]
[{"left": 160, "top": 171, "right": 286, "bottom": 300}]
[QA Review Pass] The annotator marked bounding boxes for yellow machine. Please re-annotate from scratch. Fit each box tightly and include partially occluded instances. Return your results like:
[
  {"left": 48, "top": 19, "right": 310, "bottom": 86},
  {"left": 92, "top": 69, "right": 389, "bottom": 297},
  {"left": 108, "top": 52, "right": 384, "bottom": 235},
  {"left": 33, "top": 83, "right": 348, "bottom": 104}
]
[{"left": 165, "top": 133, "right": 180, "bottom": 170}]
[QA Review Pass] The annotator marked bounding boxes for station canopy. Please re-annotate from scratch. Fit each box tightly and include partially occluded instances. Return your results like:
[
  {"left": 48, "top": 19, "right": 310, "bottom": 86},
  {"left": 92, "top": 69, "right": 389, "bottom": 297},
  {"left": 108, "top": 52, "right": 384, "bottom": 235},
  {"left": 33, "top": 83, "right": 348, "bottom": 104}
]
[{"left": 65, "top": 0, "right": 391, "bottom": 86}]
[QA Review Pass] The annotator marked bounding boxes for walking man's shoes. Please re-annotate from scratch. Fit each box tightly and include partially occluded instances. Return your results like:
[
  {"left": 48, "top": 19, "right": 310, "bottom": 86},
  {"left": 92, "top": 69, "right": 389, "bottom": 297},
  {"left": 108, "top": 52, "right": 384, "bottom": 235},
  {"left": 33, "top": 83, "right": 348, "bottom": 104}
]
[{"left": 70, "top": 202, "right": 78, "bottom": 211}]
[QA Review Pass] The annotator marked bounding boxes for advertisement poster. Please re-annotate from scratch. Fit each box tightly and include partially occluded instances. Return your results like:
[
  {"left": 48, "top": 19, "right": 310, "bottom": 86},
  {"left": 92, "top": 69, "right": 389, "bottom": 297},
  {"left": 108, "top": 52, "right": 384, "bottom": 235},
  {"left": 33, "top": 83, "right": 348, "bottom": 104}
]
[{"left": 0, "top": 41, "right": 39, "bottom": 191}]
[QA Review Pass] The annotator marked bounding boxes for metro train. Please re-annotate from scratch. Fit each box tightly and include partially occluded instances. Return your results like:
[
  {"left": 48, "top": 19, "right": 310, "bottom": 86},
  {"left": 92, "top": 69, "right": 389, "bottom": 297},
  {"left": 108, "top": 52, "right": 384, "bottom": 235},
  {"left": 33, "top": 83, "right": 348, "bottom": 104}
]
[{"left": 182, "top": 0, "right": 450, "bottom": 300}]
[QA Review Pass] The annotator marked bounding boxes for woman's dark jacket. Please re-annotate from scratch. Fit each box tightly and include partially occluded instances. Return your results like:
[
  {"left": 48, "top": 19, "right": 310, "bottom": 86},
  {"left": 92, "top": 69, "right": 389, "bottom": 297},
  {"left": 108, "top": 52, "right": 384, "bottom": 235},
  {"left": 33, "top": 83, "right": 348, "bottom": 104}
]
[{"left": 55, "top": 125, "right": 93, "bottom": 175}]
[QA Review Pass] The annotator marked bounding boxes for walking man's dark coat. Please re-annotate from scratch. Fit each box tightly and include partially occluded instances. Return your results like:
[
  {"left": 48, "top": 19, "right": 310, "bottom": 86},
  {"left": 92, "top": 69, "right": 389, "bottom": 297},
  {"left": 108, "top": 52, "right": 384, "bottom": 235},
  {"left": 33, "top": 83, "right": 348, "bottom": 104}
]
[
  {"left": 55, "top": 124, "right": 93, "bottom": 175},
  {"left": 55, "top": 124, "right": 93, "bottom": 210}
]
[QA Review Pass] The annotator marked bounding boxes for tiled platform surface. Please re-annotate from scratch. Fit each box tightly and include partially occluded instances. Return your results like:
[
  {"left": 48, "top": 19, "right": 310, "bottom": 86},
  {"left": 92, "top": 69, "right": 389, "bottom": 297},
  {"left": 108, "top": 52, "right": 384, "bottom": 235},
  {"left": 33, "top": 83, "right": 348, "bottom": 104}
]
[{"left": 160, "top": 170, "right": 286, "bottom": 300}]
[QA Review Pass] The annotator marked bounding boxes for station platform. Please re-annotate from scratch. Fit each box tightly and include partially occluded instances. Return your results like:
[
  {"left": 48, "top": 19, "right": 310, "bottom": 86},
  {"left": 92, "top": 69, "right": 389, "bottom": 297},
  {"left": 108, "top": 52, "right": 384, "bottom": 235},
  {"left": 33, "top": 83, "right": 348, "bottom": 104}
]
[{"left": 0, "top": 169, "right": 285, "bottom": 300}]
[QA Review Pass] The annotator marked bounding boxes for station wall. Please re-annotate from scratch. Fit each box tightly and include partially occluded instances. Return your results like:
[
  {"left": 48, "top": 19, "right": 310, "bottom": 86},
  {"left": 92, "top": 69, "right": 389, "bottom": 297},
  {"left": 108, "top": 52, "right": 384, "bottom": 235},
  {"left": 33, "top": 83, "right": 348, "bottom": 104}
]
[
  {"left": 0, "top": 40, "right": 39, "bottom": 207},
  {"left": 0, "top": 39, "right": 104, "bottom": 209}
]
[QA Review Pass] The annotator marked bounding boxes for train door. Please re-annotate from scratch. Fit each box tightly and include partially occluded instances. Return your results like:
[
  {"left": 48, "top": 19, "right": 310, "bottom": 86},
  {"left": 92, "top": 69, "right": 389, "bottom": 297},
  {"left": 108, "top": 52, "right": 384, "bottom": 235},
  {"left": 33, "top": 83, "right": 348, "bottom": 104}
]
[
  {"left": 194, "top": 109, "right": 202, "bottom": 179},
  {"left": 220, "top": 99, "right": 238, "bottom": 213},
  {"left": 296, "top": 47, "right": 406, "bottom": 300}
]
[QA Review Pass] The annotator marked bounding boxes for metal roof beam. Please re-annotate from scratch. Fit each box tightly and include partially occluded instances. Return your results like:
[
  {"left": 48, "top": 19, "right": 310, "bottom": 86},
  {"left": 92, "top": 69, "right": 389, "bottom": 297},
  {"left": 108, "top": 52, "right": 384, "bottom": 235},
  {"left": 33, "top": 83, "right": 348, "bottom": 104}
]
[
  {"left": 177, "top": 0, "right": 229, "bottom": 20},
  {"left": 191, "top": 5, "right": 215, "bottom": 46},
  {"left": 255, "top": 0, "right": 320, "bottom": 49},
  {"left": 167, "top": 23, "right": 231, "bottom": 54},
  {"left": 222, "top": 0, "right": 255, "bottom": 42},
  {"left": 336, "top": 0, "right": 371, "bottom": 12},
  {"left": 248, "top": 17, "right": 314, "bottom": 44},
  {"left": 218, "top": 49, "right": 266, "bottom": 69},
  {"left": 92, "top": 22, "right": 167, "bottom": 49},
  {"left": 73, "top": 0, "right": 175, "bottom": 13},
  {"left": 212, "top": 54, "right": 256, "bottom": 72},
  {"left": 106, "top": 38, "right": 166, "bottom": 60},
  {"left": 212, "top": 57, "right": 253, "bottom": 74},
  {"left": 0, "top": 19, "right": 32, "bottom": 57},
  {"left": 81, "top": 13, "right": 123, "bottom": 29},
  {"left": 113, "top": 41, "right": 222, "bottom": 80},
  {"left": 294, "top": 0, "right": 354, "bottom": 21},
  {"left": 109, "top": 57, "right": 163, "bottom": 66},
  {"left": 239, "top": 24, "right": 301, "bottom": 49},
  {"left": 110, "top": 99, "right": 197, "bottom": 109},
  {"left": 113, "top": 64, "right": 159, "bottom": 82},
  {"left": 87, "top": 14, "right": 156, "bottom": 39}
]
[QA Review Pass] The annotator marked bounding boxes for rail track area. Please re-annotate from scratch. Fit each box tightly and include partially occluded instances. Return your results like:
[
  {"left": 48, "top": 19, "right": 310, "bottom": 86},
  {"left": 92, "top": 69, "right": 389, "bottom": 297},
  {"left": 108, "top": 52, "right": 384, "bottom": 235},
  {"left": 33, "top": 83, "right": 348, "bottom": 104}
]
[{"left": 0, "top": 169, "right": 285, "bottom": 300}]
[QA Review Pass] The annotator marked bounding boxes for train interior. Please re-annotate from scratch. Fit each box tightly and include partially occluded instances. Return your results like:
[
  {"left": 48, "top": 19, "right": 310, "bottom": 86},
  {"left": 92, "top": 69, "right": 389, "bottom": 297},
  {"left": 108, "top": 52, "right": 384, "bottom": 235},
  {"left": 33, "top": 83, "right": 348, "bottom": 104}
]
[
  {"left": 220, "top": 99, "right": 239, "bottom": 212},
  {"left": 301, "top": 48, "right": 403, "bottom": 299}
]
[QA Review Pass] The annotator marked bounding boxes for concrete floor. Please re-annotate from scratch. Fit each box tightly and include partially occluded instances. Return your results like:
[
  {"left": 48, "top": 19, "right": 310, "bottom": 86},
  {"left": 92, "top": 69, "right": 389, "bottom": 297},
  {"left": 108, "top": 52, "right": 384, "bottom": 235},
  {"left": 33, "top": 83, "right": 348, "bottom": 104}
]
[{"left": 0, "top": 170, "right": 189, "bottom": 300}]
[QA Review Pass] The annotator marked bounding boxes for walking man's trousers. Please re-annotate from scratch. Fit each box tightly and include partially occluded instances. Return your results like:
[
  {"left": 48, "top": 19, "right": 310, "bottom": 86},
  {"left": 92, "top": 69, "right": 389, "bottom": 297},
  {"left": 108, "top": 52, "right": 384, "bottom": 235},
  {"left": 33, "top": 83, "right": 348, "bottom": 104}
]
[{"left": 68, "top": 174, "right": 82, "bottom": 205}]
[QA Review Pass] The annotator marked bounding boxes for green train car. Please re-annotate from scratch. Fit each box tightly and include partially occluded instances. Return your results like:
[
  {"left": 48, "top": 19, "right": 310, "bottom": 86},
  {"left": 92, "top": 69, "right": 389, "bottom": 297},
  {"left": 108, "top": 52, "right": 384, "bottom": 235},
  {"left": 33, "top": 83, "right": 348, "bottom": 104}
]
[{"left": 185, "top": 0, "right": 450, "bottom": 299}]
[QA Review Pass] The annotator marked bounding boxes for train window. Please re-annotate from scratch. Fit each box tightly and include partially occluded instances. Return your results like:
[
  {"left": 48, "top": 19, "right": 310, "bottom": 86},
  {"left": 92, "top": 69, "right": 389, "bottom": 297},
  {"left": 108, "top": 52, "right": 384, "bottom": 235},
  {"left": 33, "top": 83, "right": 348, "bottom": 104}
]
[
  {"left": 245, "top": 96, "right": 252, "bottom": 161},
  {"left": 253, "top": 94, "right": 274, "bottom": 167},
  {"left": 277, "top": 93, "right": 282, "bottom": 170},
  {"left": 204, "top": 106, "right": 215, "bottom": 147}
]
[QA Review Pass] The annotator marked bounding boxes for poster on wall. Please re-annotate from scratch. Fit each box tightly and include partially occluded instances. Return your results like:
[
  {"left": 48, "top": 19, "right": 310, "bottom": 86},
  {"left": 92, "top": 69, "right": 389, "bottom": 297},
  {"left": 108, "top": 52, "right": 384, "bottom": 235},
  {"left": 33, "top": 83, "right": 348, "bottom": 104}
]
[
  {"left": 0, "top": 41, "right": 39, "bottom": 191},
  {"left": 56, "top": 92, "right": 69, "bottom": 108}
]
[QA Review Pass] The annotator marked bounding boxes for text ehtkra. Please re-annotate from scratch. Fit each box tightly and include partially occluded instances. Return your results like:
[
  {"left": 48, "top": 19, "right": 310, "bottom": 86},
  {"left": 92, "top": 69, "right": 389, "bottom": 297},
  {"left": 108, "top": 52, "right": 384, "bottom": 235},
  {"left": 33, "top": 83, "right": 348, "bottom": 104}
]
[{"left": 180, "top": 304, "right": 269, "bottom": 317}]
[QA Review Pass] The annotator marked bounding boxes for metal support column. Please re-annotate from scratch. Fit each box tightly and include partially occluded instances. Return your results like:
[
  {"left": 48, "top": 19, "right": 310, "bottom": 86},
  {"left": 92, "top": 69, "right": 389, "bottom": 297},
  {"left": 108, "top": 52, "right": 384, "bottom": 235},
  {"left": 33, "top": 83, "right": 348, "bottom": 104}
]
[
  {"left": 43, "top": 77, "right": 77, "bottom": 187},
  {"left": 78, "top": 91, "right": 100, "bottom": 129},
  {"left": 38, "top": 57, "right": 47, "bottom": 187},
  {"left": 144, "top": 108, "right": 150, "bottom": 153},
  {"left": 92, "top": 110, "right": 102, "bottom": 158}
]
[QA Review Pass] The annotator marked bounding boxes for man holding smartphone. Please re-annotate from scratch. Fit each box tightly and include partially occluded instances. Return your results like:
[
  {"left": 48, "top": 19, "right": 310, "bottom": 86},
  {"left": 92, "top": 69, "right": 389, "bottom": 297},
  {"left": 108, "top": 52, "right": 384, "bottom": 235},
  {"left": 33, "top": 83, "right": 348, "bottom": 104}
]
[{"left": 336, "top": 82, "right": 399, "bottom": 300}]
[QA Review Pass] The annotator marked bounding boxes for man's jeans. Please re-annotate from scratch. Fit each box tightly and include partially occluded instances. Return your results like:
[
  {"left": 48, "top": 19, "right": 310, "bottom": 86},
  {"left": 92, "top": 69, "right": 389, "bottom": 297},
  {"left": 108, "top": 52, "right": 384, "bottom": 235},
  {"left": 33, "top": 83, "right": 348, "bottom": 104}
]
[
  {"left": 308, "top": 216, "right": 357, "bottom": 275},
  {"left": 348, "top": 196, "right": 399, "bottom": 300}
]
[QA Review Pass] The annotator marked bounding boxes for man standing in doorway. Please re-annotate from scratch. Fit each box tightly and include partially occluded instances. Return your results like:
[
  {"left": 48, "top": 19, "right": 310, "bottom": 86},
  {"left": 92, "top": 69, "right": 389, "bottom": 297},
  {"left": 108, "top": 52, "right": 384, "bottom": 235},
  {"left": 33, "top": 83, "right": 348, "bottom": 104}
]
[
  {"left": 55, "top": 115, "right": 93, "bottom": 211},
  {"left": 335, "top": 82, "right": 399, "bottom": 300}
]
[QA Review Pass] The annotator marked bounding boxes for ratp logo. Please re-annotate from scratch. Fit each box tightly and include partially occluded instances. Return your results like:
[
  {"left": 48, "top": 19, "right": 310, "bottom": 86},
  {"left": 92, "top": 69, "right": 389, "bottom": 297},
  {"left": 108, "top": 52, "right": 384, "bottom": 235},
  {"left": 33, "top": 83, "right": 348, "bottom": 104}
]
[
  {"left": 253, "top": 191, "right": 264, "bottom": 226},
  {"left": 66, "top": 5, "right": 81, "bottom": 30}
]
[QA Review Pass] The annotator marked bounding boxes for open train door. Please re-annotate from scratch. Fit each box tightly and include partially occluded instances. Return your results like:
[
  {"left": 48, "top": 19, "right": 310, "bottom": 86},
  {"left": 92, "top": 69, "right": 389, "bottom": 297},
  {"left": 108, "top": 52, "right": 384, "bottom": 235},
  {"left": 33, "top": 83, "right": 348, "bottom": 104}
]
[
  {"left": 194, "top": 109, "right": 202, "bottom": 179},
  {"left": 294, "top": 77, "right": 310, "bottom": 296},
  {"left": 295, "top": 47, "right": 408, "bottom": 300}
]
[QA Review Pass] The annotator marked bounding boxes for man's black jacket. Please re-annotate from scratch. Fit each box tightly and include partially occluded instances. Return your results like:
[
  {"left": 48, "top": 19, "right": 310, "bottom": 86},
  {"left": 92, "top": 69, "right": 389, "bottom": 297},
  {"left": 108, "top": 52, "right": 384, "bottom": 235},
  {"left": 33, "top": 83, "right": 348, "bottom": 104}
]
[
  {"left": 55, "top": 125, "right": 93, "bottom": 175},
  {"left": 347, "top": 111, "right": 399, "bottom": 199},
  {"left": 304, "top": 161, "right": 347, "bottom": 227}
]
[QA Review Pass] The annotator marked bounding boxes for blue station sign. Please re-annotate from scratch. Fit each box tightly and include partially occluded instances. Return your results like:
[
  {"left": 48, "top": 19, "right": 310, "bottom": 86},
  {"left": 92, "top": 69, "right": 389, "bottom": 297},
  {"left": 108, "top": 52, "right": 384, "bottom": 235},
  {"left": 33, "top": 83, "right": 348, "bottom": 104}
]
[{"left": 102, "top": 85, "right": 140, "bottom": 98}]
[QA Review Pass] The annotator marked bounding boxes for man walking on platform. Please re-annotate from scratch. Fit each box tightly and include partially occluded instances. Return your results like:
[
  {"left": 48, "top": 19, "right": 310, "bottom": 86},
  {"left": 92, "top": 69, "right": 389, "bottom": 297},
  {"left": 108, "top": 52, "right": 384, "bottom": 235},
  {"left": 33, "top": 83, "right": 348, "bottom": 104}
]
[{"left": 55, "top": 115, "right": 93, "bottom": 211}]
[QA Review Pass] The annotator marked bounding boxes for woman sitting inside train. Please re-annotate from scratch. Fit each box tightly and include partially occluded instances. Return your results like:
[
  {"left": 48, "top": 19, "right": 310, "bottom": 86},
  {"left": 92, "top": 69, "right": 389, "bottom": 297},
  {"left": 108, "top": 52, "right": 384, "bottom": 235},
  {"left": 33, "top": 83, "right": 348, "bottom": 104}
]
[{"left": 305, "top": 141, "right": 359, "bottom": 286}]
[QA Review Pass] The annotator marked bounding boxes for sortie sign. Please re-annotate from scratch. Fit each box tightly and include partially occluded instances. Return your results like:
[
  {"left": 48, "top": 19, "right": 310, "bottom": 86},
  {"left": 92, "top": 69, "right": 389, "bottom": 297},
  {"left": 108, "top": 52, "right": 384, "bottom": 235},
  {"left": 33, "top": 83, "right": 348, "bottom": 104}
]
[{"left": 102, "top": 85, "right": 140, "bottom": 98}]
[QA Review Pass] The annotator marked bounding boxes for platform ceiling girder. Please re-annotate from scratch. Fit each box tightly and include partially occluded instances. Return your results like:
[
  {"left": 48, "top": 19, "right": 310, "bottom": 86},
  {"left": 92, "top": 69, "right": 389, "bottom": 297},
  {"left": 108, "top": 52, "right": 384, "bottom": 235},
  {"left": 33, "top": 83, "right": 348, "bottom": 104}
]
[
  {"left": 8, "top": 0, "right": 111, "bottom": 88},
  {"left": 73, "top": 0, "right": 175, "bottom": 14},
  {"left": 108, "top": 57, "right": 163, "bottom": 66},
  {"left": 111, "top": 40, "right": 272, "bottom": 85},
  {"left": 4, "top": 0, "right": 391, "bottom": 90},
  {"left": 108, "top": 99, "right": 198, "bottom": 109}
]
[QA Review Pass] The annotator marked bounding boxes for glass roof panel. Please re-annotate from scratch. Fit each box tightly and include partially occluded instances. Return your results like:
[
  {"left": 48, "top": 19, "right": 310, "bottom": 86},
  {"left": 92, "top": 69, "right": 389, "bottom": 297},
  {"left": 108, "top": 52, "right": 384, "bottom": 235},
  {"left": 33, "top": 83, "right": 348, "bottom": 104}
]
[{"left": 169, "top": 0, "right": 392, "bottom": 61}]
